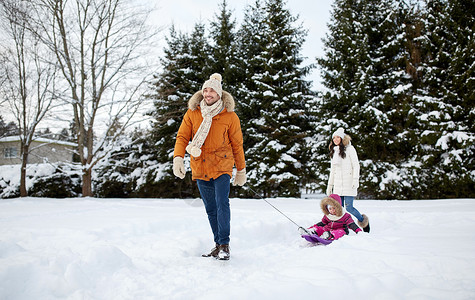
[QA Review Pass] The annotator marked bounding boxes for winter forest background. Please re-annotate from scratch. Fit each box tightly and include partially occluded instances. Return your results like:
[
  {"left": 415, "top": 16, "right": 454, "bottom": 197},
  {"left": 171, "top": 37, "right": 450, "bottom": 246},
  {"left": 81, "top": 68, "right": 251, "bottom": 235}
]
[{"left": 0, "top": 0, "right": 474, "bottom": 200}]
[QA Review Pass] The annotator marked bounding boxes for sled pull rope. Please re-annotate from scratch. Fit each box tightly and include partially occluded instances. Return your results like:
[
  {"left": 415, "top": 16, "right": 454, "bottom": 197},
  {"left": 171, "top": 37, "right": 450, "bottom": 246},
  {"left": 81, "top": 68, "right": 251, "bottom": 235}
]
[{"left": 246, "top": 186, "right": 303, "bottom": 229}]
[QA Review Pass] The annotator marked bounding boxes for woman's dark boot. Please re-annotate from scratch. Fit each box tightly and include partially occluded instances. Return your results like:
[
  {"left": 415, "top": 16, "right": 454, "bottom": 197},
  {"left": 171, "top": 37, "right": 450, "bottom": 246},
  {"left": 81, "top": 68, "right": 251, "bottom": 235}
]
[
  {"left": 358, "top": 214, "right": 370, "bottom": 233},
  {"left": 363, "top": 222, "right": 370, "bottom": 233}
]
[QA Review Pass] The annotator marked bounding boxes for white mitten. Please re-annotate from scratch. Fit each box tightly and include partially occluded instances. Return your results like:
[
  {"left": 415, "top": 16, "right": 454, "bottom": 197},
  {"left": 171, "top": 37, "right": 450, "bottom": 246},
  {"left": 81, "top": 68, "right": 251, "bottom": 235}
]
[
  {"left": 352, "top": 179, "right": 359, "bottom": 189},
  {"left": 173, "top": 156, "right": 186, "bottom": 179},
  {"left": 321, "top": 231, "right": 331, "bottom": 240},
  {"left": 232, "top": 168, "right": 247, "bottom": 186}
]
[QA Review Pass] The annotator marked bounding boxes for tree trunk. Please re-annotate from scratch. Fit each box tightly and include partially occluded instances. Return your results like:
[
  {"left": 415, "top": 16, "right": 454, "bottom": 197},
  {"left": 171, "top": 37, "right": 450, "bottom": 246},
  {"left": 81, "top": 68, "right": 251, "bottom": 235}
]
[
  {"left": 20, "top": 154, "right": 28, "bottom": 197},
  {"left": 82, "top": 169, "right": 93, "bottom": 197}
]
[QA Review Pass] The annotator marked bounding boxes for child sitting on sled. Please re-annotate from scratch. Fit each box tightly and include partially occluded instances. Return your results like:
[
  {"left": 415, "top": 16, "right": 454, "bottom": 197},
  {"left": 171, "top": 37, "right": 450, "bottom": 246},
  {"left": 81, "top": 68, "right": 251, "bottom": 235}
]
[{"left": 300, "top": 194, "right": 362, "bottom": 240}]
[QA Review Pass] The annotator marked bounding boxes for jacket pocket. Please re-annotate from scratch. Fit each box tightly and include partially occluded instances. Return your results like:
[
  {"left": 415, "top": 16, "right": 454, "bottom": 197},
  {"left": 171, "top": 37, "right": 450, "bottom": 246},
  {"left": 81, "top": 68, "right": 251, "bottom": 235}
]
[
  {"left": 190, "top": 156, "right": 203, "bottom": 177},
  {"left": 213, "top": 148, "right": 234, "bottom": 172}
]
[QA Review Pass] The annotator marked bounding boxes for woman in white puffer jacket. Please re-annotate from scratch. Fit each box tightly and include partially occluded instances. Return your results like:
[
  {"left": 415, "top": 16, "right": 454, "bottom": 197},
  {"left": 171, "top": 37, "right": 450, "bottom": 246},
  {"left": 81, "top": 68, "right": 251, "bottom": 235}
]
[{"left": 326, "top": 127, "right": 370, "bottom": 233}]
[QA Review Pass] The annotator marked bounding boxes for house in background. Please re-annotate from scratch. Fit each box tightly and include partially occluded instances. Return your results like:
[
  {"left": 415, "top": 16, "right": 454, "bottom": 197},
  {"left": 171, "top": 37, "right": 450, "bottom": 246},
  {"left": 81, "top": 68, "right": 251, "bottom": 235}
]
[{"left": 0, "top": 136, "right": 76, "bottom": 165}]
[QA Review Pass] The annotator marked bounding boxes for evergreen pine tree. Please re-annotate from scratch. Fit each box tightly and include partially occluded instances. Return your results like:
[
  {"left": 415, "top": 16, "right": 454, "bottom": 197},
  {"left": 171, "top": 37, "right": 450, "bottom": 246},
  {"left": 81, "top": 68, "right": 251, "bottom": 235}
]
[
  {"left": 235, "top": 0, "right": 269, "bottom": 197},
  {"left": 0, "top": 116, "right": 9, "bottom": 137},
  {"left": 411, "top": 0, "right": 475, "bottom": 198},
  {"left": 238, "top": 0, "right": 315, "bottom": 197},
  {"left": 0, "top": 115, "right": 19, "bottom": 137},
  {"left": 208, "top": 0, "right": 240, "bottom": 94}
]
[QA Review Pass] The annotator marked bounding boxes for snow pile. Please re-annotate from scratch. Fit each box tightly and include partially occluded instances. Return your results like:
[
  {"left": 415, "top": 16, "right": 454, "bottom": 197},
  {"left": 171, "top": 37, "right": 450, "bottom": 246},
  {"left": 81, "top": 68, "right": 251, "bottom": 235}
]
[
  {"left": 0, "top": 164, "right": 80, "bottom": 198},
  {"left": 0, "top": 165, "right": 59, "bottom": 197},
  {"left": 1, "top": 197, "right": 474, "bottom": 299}
]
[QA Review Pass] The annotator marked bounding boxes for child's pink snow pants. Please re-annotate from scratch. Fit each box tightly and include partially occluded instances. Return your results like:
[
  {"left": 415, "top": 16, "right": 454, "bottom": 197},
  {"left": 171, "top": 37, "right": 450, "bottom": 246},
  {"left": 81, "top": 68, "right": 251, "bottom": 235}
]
[{"left": 312, "top": 226, "right": 346, "bottom": 240}]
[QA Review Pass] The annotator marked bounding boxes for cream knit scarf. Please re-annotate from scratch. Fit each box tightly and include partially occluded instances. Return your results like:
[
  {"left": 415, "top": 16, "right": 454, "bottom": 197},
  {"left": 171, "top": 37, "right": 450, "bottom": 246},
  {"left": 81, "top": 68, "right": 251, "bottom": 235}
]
[{"left": 186, "top": 98, "right": 224, "bottom": 157}]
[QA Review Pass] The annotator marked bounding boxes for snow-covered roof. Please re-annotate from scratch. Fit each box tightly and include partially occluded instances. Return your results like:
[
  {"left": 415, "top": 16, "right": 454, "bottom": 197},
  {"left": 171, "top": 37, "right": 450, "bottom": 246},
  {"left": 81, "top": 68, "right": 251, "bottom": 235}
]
[{"left": 0, "top": 136, "right": 76, "bottom": 147}]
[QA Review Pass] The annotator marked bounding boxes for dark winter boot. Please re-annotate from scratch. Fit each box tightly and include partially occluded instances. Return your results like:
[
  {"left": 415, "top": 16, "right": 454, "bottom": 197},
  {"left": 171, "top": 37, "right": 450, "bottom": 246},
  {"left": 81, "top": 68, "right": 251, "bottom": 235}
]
[
  {"left": 217, "top": 244, "right": 230, "bottom": 260},
  {"left": 202, "top": 244, "right": 220, "bottom": 258},
  {"left": 358, "top": 214, "right": 370, "bottom": 233},
  {"left": 363, "top": 222, "right": 370, "bottom": 233}
]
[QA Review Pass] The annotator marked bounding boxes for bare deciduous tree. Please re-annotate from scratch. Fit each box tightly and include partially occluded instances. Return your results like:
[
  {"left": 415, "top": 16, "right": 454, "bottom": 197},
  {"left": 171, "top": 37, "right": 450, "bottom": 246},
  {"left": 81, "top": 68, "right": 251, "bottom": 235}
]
[
  {"left": 0, "top": 0, "right": 58, "bottom": 197},
  {"left": 29, "top": 0, "right": 160, "bottom": 196}
]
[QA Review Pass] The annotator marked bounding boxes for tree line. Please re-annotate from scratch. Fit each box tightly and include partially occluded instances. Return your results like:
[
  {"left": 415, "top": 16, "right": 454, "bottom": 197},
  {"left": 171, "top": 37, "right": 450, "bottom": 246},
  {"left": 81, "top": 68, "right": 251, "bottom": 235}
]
[
  {"left": 1, "top": 0, "right": 473, "bottom": 199},
  {"left": 96, "top": 0, "right": 474, "bottom": 199}
]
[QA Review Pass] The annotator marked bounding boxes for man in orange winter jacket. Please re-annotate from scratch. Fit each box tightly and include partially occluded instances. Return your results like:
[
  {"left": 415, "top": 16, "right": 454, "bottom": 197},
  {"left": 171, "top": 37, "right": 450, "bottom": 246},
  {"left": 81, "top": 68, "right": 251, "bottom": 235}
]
[{"left": 173, "top": 73, "right": 246, "bottom": 260}]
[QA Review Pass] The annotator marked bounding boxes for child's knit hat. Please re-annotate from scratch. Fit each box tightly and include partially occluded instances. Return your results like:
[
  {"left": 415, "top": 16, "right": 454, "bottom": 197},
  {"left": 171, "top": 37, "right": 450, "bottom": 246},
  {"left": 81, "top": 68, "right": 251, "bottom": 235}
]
[{"left": 329, "top": 194, "right": 342, "bottom": 205}]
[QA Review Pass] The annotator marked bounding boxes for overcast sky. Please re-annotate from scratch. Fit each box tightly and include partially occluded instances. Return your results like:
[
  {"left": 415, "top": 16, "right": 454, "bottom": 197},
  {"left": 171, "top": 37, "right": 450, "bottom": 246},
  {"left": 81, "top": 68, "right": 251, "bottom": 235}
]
[{"left": 151, "top": 0, "right": 334, "bottom": 90}]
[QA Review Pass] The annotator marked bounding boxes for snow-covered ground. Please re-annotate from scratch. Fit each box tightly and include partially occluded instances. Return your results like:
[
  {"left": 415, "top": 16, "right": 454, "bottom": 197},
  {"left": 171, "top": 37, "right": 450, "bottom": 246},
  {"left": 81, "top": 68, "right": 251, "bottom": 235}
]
[{"left": 1, "top": 196, "right": 474, "bottom": 299}]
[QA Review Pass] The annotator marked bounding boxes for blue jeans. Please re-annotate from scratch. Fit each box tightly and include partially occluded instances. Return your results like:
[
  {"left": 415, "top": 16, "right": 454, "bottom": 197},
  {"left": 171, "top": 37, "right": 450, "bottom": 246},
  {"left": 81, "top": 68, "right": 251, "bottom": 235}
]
[
  {"left": 197, "top": 174, "right": 231, "bottom": 245},
  {"left": 341, "top": 196, "right": 363, "bottom": 222}
]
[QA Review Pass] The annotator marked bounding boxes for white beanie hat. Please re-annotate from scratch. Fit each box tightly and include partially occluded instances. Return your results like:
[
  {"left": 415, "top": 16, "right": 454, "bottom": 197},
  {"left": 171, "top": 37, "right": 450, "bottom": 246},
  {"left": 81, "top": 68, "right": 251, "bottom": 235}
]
[
  {"left": 332, "top": 127, "right": 345, "bottom": 139},
  {"left": 202, "top": 73, "right": 223, "bottom": 98}
]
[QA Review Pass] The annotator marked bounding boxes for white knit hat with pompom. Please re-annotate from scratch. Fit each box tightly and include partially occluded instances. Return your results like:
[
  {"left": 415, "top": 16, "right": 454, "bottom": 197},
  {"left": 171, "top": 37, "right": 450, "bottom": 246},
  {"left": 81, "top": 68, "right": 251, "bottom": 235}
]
[
  {"left": 202, "top": 73, "right": 223, "bottom": 98},
  {"left": 332, "top": 127, "right": 346, "bottom": 139}
]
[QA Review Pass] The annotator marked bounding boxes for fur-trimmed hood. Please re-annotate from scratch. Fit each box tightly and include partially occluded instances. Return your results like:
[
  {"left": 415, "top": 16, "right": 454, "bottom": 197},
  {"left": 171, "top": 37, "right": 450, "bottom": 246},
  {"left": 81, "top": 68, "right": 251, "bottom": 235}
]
[
  {"left": 342, "top": 134, "right": 352, "bottom": 147},
  {"left": 320, "top": 195, "right": 344, "bottom": 218},
  {"left": 188, "top": 90, "right": 235, "bottom": 112}
]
